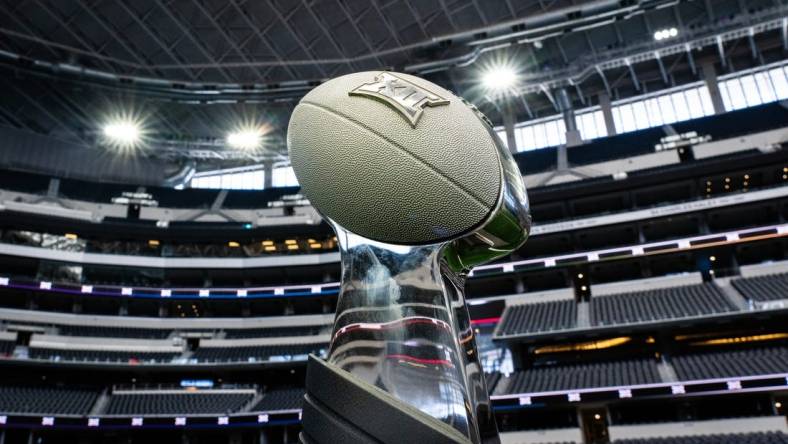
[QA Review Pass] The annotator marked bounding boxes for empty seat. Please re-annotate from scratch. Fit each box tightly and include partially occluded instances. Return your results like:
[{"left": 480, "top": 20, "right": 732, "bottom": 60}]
[
  {"left": 57, "top": 325, "right": 171, "bottom": 339},
  {"left": 0, "top": 385, "right": 98, "bottom": 414},
  {"left": 29, "top": 348, "right": 178, "bottom": 364},
  {"left": 251, "top": 388, "right": 305, "bottom": 412},
  {"left": 613, "top": 431, "right": 788, "bottom": 443},
  {"left": 497, "top": 300, "right": 577, "bottom": 336},
  {"left": 672, "top": 346, "right": 788, "bottom": 381},
  {"left": 498, "top": 359, "right": 660, "bottom": 394},
  {"left": 0, "top": 340, "right": 15, "bottom": 356},
  {"left": 590, "top": 284, "right": 737, "bottom": 327},
  {"left": 106, "top": 391, "right": 253, "bottom": 415},
  {"left": 223, "top": 325, "right": 327, "bottom": 339},
  {"left": 192, "top": 343, "right": 327, "bottom": 363},
  {"left": 732, "top": 273, "right": 788, "bottom": 302}
]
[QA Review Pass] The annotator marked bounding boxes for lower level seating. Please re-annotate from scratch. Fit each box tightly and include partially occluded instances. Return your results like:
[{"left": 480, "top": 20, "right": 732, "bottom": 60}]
[
  {"left": 614, "top": 431, "right": 788, "bottom": 443},
  {"left": 732, "top": 273, "right": 788, "bottom": 302},
  {"left": 499, "top": 358, "right": 660, "bottom": 394},
  {"left": 485, "top": 372, "right": 501, "bottom": 393},
  {"left": 672, "top": 346, "right": 788, "bottom": 381},
  {"left": 106, "top": 391, "right": 253, "bottom": 415},
  {"left": 590, "top": 284, "right": 736, "bottom": 326},
  {"left": 223, "top": 325, "right": 327, "bottom": 339},
  {"left": 29, "top": 348, "right": 178, "bottom": 364},
  {"left": 0, "top": 385, "right": 98, "bottom": 415},
  {"left": 57, "top": 324, "right": 172, "bottom": 339},
  {"left": 251, "top": 388, "right": 304, "bottom": 412},
  {"left": 193, "top": 343, "right": 326, "bottom": 363},
  {"left": 0, "top": 340, "right": 15, "bottom": 356},
  {"left": 497, "top": 300, "right": 577, "bottom": 336}
]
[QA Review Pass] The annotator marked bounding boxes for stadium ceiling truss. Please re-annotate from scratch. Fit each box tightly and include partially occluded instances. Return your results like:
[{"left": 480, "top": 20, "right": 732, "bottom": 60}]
[{"left": 0, "top": 0, "right": 785, "bottom": 162}]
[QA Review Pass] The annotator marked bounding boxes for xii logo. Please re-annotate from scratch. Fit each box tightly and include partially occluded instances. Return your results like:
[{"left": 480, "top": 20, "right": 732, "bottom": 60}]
[{"left": 349, "top": 72, "right": 449, "bottom": 127}]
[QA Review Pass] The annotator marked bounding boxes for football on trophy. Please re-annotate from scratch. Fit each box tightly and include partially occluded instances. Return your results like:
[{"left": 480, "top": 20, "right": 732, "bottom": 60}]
[{"left": 287, "top": 71, "right": 505, "bottom": 245}]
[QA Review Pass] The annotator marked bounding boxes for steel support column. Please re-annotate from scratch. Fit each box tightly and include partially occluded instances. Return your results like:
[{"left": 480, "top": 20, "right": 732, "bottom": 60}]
[{"left": 701, "top": 61, "right": 726, "bottom": 115}]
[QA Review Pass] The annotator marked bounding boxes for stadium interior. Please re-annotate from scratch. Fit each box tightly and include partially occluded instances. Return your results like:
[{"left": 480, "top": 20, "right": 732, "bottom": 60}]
[{"left": 0, "top": 0, "right": 787, "bottom": 443}]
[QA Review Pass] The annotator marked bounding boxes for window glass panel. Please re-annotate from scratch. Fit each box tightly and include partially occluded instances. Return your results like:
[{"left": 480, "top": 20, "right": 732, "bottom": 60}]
[
  {"left": 644, "top": 98, "right": 663, "bottom": 127},
  {"left": 272, "top": 166, "right": 299, "bottom": 187},
  {"left": 671, "top": 91, "right": 690, "bottom": 121},
  {"left": 619, "top": 104, "right": 636, "bottom": 133},
  {"left": 612, "top": 106, "right": 623, "bottom": 134},
  {"left": 588, "top": 112, "right": 599, "bottom": 139},
  {"left": 631, "top": 101, "right": 649, "bottom": 130},
  {"left": 725, "top": 79, "right": 747, "bottom": 110},
  {"left": 768, "top": 68, "right": 788, "bottom": 100},
  {"left": 594, "top": 110, "right": 608, "bottom": 138},
  {"left": 557, "top": 119, "right": 567, "bottom": 145},
  {"left": 718, "top": 82, "right": 733, "bottom": 111},
  {"left": 754, "top": 72, "right": 776, "bottom": 103},
  {"left": 698, "top": 86, "right": 715, "bottom": 116},
  {"left": 514, "top": 127, "right": 524, "bottom": 151},
  {"left": 191, "top": 170, "right": 264, "bottom": 190},
  {"left": 577, "top": 113, "right": 595, "bottom": 140},
  {"left": 574, "top": 114, "right": 586, "bottom": 140},
  {"left": 495, "top": 129, "right": 507, "bottom": 148},
  {"left": 532, "top": 123, "right": 547, "bottom": 149},
  {"left": 520, "top": 125, "right": 535, "bottom": 151},
  {"left": 658, "top": 95, "right": 676, "bottom": 124},
  {"left": 739, "top": 74, "right": 762, "bottom": 107},
  {"left": 684, "top": 89, "right": 704, "bottom": 119},
  {"left": 545, "top": 120, "right": 560, "bottom": 147}
]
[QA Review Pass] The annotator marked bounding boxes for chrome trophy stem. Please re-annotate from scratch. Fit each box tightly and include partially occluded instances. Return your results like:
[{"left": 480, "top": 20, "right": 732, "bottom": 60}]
[
  {"left": 320, "top": 127, "right": 530, "bottom": 443},
  {"left": 326, "top": 226, "right": 499, "bottom": 443}
]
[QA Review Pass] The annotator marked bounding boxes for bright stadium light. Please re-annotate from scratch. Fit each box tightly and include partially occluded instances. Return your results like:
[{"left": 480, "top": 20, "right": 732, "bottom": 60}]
[
  {"left": 654, "top": 27, "right": 679, "bottom": 41},
  {"left": 227, "top": 128, "right": 263, "bottom": 150},
  {"left": 102, "top": 120, "right": 141, "bottom": 147},
  {"left": 481, "top": 65, "right": 518, "bottom": 91}
]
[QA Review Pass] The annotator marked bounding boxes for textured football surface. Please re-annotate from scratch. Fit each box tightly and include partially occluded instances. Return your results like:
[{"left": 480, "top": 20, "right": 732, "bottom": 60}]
[{"left": 288, "top": 71, "right": 502, "bottom": 245}]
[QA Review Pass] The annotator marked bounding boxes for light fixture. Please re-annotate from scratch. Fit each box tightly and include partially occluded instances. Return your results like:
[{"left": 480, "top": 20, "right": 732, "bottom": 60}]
[
  {"left": 481, "top": 65, "right": 518, "bottom": 92},
  {"left": 594, "top": 414, "right": 602, "bottom": 420},
  {"left": 309, "top": 243, "right": 322, "bottom": 249},
  {"left": 777, "top": 402, "right": 783, "bottom": 409},
  {"left": 226, "top": 128, "right": 263, "bottom": 150},
  {"left": 64, "top": 233, "right": 78, "bottom": 240},
  {"left": 577, "top": 273, "right": 584, "bottom": 279},
  {"left": 287, "top": 244, "right": 299, "bottom": 250},
  {"left": 264, "top": 245, "right": 277, "bottom": 252},
  {"left": 102, "top": 120, "right": 141, "bottom": 147},
  {"left": 148, "top": 240, "right": 160, "bottom": 247},
  {"left": 285, "top": 239, "right": 297, "bottom": 245},
  {"left": 654, "top": 27, "right": 679, "bottom": 41},
  {"left": 709, "top": 256, "right": 716, "bottom": 262},
  {"left": 228, "top": 241, "right": 240, "bottom": 248},
  {"left": 262, "top": 240, "right": 274, "bottom": 246}
]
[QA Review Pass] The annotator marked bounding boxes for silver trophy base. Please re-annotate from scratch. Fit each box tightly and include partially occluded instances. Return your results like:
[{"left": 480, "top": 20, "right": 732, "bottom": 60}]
[{"left": 312, "top": 227, "right": 499, "bottom": 443}]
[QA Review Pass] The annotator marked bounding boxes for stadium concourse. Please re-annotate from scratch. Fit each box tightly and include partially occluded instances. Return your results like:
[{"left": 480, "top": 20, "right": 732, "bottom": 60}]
[{"left": 0, "top": 0, "right": 787, "bottom": 443}]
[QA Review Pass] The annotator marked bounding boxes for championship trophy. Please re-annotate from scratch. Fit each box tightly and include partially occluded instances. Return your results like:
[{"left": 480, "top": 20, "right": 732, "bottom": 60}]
[{"left": 288, "top": 71, "right": 531, "bottom": 443}]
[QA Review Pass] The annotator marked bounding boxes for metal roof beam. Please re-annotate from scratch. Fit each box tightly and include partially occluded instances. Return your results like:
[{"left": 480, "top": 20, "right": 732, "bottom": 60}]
[
  {"left": 227, "top": 0, "right": 301, "bottom": 82},
  {"left": 266, "top": 1, "right": 336, "bottom": 77},
  {"left": 150, "top": 0, "right": 235, "bottom": 82},
  {"left": 112, "top": 1, "right": 199, "bottom": 81},
  {"left": 186, "top": 0, "right": 270, "bottom": 82}
]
